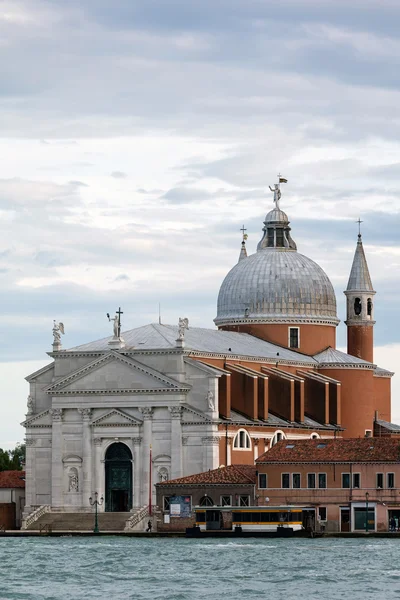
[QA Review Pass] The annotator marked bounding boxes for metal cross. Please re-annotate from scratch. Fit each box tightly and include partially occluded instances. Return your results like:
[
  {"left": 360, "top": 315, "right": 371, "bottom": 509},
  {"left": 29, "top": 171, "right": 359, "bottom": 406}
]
[
  {"left": 240, "top": 225, "right": 247, "bottom": 241},
  {"left": 356, "top": 218, "right": 363, "bottom": 236},
  {"left": 116, "top": 307, "right": 123, "bottom": 337}
]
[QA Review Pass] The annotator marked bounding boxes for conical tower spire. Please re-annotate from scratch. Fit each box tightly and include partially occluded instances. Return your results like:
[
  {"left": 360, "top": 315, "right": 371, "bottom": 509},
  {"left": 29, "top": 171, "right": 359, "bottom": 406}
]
[
  {"left": 346, "top": 232, "right": 374, "bottom": 292},
  {"left": 238, "top": 225, "right": 248, "bottom": 262},
  {"left": 344, "top": 224, "right": 376, "bottom": 363}
]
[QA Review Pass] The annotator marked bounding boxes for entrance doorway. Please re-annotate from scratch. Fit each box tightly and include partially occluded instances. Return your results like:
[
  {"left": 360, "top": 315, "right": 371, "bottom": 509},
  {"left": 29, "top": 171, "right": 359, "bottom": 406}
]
[
  {"left": 105, "top": 443, "right": 133, "bottom": 512},
  {"left": 340, "top": 507, "right": 350, "bottom": 532}
]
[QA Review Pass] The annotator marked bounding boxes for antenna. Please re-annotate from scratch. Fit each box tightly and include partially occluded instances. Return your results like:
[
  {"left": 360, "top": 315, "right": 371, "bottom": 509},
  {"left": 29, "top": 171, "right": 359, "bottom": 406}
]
[{"left": 158, "top": 303, "right": 162, "bottom": 325}]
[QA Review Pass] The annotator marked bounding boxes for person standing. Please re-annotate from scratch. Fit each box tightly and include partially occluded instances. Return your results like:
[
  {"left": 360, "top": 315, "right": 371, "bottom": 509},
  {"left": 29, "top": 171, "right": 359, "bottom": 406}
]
[{"left": 146, "top": 519, "right": 152, "bottom": 533}]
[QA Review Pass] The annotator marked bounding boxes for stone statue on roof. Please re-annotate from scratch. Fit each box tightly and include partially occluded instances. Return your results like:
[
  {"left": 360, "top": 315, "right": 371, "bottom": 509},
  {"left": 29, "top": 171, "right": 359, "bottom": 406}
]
[{"left": 269, "top": 184, "right": 281, "bottom": 209}]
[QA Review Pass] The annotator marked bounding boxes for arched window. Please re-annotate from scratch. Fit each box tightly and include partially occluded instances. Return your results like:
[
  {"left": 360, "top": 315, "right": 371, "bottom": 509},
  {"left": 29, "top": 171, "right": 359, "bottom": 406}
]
[
  {"left": 233, "top": 429, "right": 251, "bottom": 449},
  {"left": 367, "top": 298, "right": 373, "bottom": 317},
  {"left": 199, "top": 495, "right": 214, "bottom": 507},
  {"left": 310, "top": 433, "right": 320, "bottom": 439},
  {"left": 354, "top": 297, "right": 362, "bottom": 316},
  {"left": 270, "top": 430, "right": 286, "bottom": 448}
]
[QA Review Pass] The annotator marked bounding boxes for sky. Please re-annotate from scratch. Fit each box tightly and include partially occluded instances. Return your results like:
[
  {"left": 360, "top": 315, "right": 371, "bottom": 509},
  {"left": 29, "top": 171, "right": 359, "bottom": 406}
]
[{"left": 1, "top": 0, "right": 400, "bottom": 449}]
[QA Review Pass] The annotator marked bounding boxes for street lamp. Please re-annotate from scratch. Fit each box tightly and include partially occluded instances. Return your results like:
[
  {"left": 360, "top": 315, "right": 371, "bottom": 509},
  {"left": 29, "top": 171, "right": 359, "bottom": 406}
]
[
  {"left": 89, "top": 492, "right": 104, "bottom": 534},
  {"left": 365, "top": 491, "right": 370, "bottom": 533}
]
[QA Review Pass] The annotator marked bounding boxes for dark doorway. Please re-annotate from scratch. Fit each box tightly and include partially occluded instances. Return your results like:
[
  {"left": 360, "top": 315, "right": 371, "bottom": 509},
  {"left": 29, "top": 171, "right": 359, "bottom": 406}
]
[
  {"left": 340, "top": 508, "right": 350, "bottom": 532},
  {"left": 302, "top": 509, "right": 315, "bottom": 532},
  {"left": 105, "top": 443, "right": 133, "bottom": 512}
]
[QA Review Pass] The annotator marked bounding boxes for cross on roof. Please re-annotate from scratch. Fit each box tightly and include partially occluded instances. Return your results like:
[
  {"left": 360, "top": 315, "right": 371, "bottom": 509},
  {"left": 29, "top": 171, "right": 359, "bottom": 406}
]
[{"left": 356, "top": 218, "right": 363, "bottom": 237}]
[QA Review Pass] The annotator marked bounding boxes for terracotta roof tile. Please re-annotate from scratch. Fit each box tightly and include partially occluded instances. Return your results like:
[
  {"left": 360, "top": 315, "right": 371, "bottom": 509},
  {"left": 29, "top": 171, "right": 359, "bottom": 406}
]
[
  {"left": 157, "top": 464, "right": 256, "bottom": 486},
  {"left": 0, "top": 470, "right": 25, "bottom": 488},
  {"left": 256, "top": 438, "right": 400, "bottom": 463}
]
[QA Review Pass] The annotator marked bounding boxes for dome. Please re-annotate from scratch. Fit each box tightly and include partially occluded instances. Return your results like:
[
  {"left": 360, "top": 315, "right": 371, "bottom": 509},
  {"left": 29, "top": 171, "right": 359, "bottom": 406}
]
[
  {"left": 264, "top": 207, "right": 289, "bottom": 224},
  {"left": 215, "top": 248, "right": 338, "bottom": 326}
]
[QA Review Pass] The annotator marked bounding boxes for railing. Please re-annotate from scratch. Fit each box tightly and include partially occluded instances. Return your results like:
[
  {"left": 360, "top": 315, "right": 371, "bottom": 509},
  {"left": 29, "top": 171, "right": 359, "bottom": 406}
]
[
  {"left": 125, "top": 505, "right": 159, "bottom": 530},
  {"left": 22, "top": 505, "right": 51, "bottom": 530}
]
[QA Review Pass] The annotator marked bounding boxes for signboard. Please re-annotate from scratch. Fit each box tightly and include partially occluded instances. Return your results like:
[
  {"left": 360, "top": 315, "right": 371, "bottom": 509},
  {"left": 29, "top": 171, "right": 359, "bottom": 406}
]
[{"left": 169, "top": 495, "right": 191, "bottom": 518}]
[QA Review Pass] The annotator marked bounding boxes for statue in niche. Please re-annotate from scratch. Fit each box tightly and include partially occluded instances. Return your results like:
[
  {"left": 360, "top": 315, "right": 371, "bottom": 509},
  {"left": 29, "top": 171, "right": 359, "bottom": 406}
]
[
  {"left": 206, "top": 390, "right": 215, "bottom": 411},
  {"left": 68, "top": 472, "right": 79, "bottom": 492},
  {"left": 27, "top": 395, "right": 35, "bottom": 415}
]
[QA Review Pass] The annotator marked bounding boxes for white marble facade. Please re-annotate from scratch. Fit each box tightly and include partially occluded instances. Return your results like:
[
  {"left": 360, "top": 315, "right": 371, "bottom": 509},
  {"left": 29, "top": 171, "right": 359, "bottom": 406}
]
[{"left": 23, "top": 347, "right": 220, "bottom": 514}]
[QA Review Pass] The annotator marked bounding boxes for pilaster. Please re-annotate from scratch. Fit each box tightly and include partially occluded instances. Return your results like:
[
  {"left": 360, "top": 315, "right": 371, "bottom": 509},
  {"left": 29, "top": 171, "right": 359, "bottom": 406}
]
[
  {"left": 202, "top": 436, "right": 220, "bottom": 471},
  {"left": 169, "top": 406, "right": 183, "bottom": 479},
  {"left": 139, "top": 407, "right": 153, "bottom": 506},
  {"left": 132, "top": 437, "right": 142, "bottom": 508},
  {"left": 50, "top": 408, "right": 63, "bottom": 507},
  {"left": 78, "top": 408, "right": 93, "bottom": 505}
]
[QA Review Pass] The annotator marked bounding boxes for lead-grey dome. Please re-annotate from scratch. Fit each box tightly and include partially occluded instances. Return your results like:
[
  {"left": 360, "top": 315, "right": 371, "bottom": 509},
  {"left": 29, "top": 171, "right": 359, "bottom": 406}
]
[{"left": 215, "top": 248, "right": 338, "bottom": 325}]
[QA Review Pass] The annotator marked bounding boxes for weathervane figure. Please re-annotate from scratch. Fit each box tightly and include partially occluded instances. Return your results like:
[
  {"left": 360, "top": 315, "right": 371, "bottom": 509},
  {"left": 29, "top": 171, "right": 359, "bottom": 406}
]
[
  {"left": 107, "top": 307, "right": 123, "bottom": 338},
  {"left": 269, "top": 174, "right": 287, "bottom": 209}
]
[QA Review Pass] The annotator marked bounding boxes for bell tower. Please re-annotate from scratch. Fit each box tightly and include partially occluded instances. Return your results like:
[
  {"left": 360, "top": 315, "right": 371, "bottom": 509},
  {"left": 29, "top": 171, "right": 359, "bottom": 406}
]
[{"left": 344, "top": 228, "right": 375, "bottom": 363}]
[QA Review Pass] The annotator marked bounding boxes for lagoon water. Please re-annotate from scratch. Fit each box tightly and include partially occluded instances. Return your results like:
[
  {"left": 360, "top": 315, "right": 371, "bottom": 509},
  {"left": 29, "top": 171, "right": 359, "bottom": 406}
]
[{"left": 0, "top": 537, "right": 398, "bottom": 600}]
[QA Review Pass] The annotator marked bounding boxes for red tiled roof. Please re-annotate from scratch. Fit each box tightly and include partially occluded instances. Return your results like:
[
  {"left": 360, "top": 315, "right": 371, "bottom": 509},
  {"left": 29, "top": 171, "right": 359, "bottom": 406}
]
[
  {"left": 0, "top": 470, "right": 25, "bottom": 488},
  {"left": 157, "top": 464, "right": 256, "bottom": 486},
  {"left": 256, "top": 438, "right": 400, "bottom": 463}
]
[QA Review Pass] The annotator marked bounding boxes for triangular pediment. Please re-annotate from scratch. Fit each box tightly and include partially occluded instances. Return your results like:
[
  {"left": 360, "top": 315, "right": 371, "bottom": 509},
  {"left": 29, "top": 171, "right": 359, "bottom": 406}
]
[
  {"left": 92, "top": 409, "right": 142, "bottom": 427},
  {"left": 21, "top": 409, "right": 52, "bottom": 428},
  {"left": 46, "top": 351, "right": 190, "bottom": 395},
  {"left": 181, "top": 405, "right": 212, "bottom": 423}
]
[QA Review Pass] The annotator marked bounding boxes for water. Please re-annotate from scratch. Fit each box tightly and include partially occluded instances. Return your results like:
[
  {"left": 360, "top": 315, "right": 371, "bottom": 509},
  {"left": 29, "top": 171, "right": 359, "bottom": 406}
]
[{"left": 0, "top": 537, "right": 398, "bottom": 599}]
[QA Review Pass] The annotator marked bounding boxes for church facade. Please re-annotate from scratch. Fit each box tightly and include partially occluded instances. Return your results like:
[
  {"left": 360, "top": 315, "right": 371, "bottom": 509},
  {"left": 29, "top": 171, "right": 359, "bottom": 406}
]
[{"left": 22, "top": 179, "right": 396, "bottom": 517}]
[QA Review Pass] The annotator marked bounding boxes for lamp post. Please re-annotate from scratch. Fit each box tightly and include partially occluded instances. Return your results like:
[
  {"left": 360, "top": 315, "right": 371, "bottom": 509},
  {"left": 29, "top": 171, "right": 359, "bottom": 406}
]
[
  {"left": 89, "top": 492, "right": 104, "bottom": 534},
  {"left": 365, "top": 491, "right": 369, "bottom": 533}
]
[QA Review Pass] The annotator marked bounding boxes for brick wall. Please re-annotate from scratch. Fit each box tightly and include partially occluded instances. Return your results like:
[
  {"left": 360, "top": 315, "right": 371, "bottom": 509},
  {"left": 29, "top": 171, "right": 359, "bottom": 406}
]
[{"left": 157, "top": 516, "right": 196, "bottom": 532}]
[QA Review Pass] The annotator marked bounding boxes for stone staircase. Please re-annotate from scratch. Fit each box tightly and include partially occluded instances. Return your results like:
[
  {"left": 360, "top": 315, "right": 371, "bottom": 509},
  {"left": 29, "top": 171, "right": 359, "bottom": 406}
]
[{"left": 26, "top": 511, "right": 132, "bottom": 531}]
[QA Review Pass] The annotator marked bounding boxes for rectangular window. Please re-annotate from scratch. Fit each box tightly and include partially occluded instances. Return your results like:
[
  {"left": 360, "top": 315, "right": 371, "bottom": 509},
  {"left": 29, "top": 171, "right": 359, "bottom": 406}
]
[
  {"left": 292, "top": 473, "right": 301, "bottom": 489},
  {"left": 353, "top": 473, "right": 361, "bottom": 489},
  {"left": 289, "top": 327, "right": 299, "bottom": 349},
  {"left": 163, "top": 496, "right": 170, "bottom": 512},
  {"left": 388, "top": 473, "right": 395, "bottom": 489},
  {"left": 342, "top": 473, "right": 350, "bottom": 489},
  {"left": 376, "top": 473, "right": 384, "bottom": 489},
  {"left": 221, "top": 495, "right": 232, "bottom": 506},
  {"left": 365, "top": 429, "right": 372, "bottom": 438},
  {"left": 239, "top": 495, "right": 250, "bottom": 507},
  {"left": 318, "top": 507, "right": 327, "bottom": 521},
  {"left": 318, "top": 473, "right": 327, "bottom": 489},
  {"left": 282, "top": 473, "right": 290, "bottom": 489},
  {"left": 307, "top": 473, "right": 316, "bottom": 489},
  {"left": 258, "top": 474, "right": 267, "bottom": 489}
]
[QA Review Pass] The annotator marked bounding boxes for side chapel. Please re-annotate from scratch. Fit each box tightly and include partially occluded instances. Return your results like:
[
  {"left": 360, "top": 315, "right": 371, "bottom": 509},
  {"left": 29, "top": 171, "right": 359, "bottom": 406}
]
[{"left": 22, "top": 178, "right": 396, "bottom": 516}]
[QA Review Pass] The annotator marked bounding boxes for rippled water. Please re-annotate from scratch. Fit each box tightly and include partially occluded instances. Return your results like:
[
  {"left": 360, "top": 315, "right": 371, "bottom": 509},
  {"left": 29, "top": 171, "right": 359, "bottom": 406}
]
[{"left": 0, "top": 537, "right": 399, "bottom": 599}]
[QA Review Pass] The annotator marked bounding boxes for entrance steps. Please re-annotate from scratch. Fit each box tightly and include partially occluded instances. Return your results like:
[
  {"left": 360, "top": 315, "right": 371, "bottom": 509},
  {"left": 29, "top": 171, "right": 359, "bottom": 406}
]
[{"left": 26, "top": 511, "right": 131, "bottom": 531}]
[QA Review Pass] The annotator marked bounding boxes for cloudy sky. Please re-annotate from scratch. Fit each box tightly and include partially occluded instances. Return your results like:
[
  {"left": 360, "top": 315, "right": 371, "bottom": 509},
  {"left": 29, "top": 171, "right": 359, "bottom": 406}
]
[{"left": 1, "top": 0, "right": 400, "bottom": 448}]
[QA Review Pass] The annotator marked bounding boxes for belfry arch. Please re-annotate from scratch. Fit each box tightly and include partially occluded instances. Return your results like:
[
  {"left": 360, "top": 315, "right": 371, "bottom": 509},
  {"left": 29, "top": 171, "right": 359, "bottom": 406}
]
[{"left": 105, "top": 442, "right": 133, "bottom": 512}]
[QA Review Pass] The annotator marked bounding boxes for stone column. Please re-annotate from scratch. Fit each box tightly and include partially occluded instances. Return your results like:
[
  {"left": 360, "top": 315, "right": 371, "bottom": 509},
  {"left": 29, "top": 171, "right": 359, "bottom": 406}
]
[
  {"left": 169, "top": 406, "right": 183, "bottom": 480},
  {"left": 24, "top": 438, "right": 36, "bottom": 509},
  {"left": 202, "top": 436, "right": 220, "bottom": 472},
  {"left": 78, "top": 408, "right": 93, "bottom": 508},
  {"left": 253, "top": 438, "right": 260, "bottom": 461},
  {"left": 139, "top": 407, "right": 153, "bottom": 507},
  {"left": 132, "top": 437, "right": 142, "bottom": 508},
  {"left": 93, "top": 437, "right": 102, "bottom": 501},
  {"left": 50, "top": 408, "right": 64, "bottom": 507}
]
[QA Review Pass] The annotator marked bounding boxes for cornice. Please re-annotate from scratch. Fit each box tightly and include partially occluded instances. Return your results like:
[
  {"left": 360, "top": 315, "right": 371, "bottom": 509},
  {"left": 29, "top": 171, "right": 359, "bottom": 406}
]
[
  {"left": 317, "top": 363, "right": 375, "bottom": 370},
  {"left": 188, "top": 350, "right": 315, "bottom": 368},
  {"left": 214, "top": 316, "right": 340, "bottom": 327},
  {"left": 48, "top": 348, "right": 185, "bottom": 359},
  {"left": 49, "top": 387, "right": 189, "bottom": 396}
]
